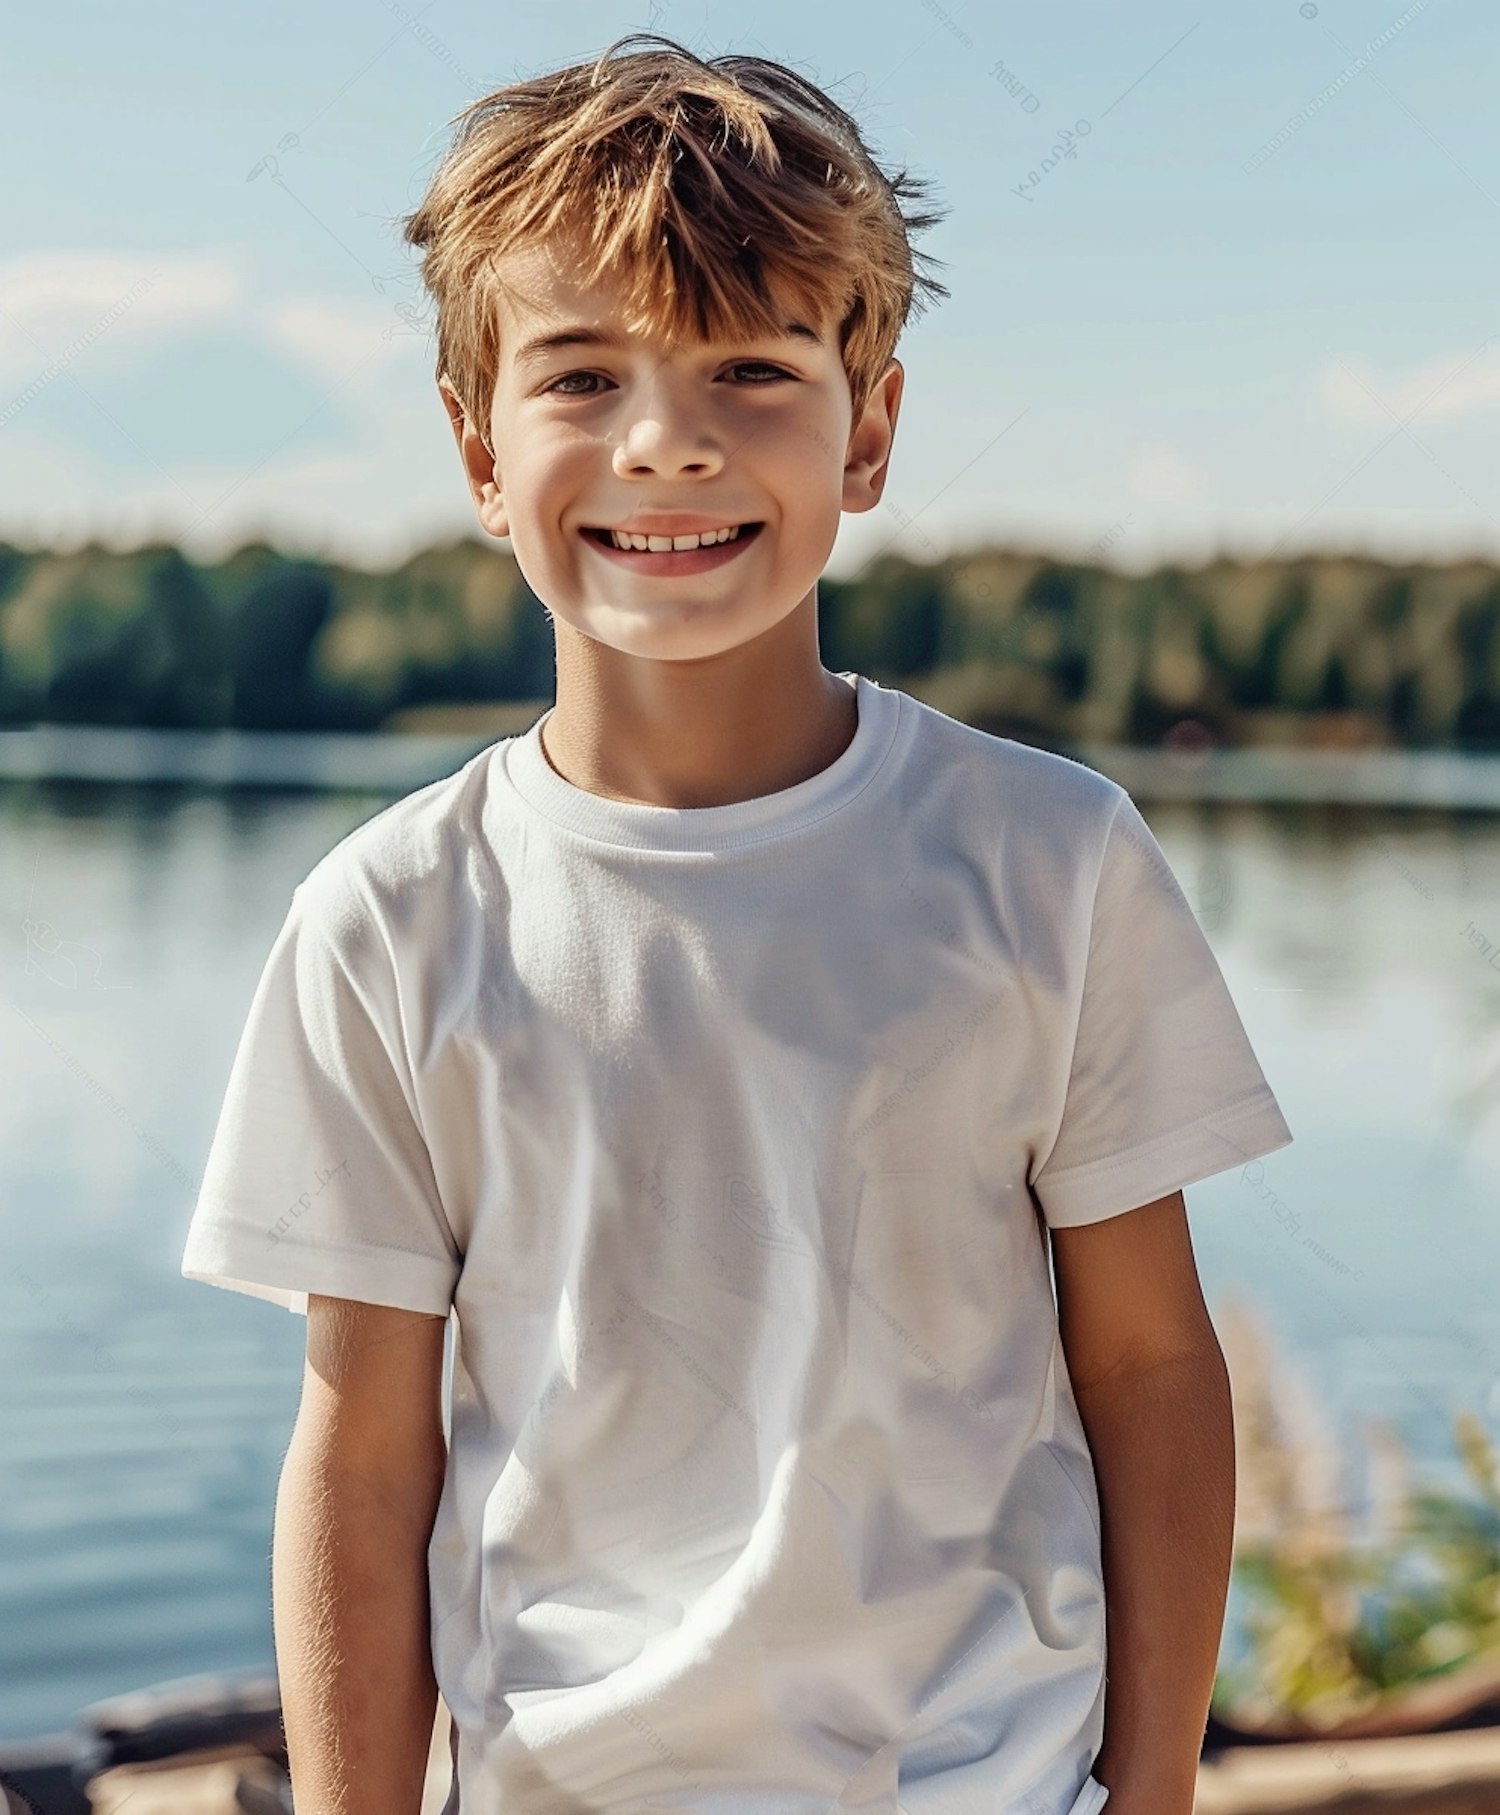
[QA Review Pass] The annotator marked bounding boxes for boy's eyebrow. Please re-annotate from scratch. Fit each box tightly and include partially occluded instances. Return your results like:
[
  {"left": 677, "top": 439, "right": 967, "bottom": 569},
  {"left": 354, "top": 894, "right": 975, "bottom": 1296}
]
[{"left": 512, "top": 321, "right": 822, "bottom": 369}]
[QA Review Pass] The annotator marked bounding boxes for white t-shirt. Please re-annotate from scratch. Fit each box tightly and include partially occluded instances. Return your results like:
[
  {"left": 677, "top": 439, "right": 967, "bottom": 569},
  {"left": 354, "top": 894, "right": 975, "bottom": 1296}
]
[{"left": 182, "top": 670, "right": 1293, "bottom": 1814}]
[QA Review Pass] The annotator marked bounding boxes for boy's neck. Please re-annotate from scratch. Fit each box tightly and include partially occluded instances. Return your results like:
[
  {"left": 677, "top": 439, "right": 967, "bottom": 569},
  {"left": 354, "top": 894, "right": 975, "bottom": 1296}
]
[{"left": 538, "top": 633, "right": 859, "bottom": 811}]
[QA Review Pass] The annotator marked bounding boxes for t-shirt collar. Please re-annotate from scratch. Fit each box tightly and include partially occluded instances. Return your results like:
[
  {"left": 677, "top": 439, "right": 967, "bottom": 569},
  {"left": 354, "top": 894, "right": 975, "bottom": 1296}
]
[{"left": 498, "top": 671, "right": 903, "bottom": 853}]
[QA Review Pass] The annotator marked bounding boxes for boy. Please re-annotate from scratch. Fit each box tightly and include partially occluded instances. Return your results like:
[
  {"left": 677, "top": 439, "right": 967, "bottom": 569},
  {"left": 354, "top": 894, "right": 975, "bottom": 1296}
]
[{"left": 181, "top": 34, "right": 1294, "bottom": 1815}]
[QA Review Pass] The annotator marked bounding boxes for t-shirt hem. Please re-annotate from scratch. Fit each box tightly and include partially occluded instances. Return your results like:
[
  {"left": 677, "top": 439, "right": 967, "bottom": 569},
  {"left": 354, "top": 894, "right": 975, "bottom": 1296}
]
[
  {"left": 1034, "top": 1086, "right": 1294, "bottom": 1228},
  {"left": 1074, "top": 1774, "right": 1111, "bottom": 1814},
  {"left": 1065, "top": 1773, "right": 1111, "bottom": 1815},
  {"left": 181, "top": 1206, "right": 458, "bottom": 1317}
]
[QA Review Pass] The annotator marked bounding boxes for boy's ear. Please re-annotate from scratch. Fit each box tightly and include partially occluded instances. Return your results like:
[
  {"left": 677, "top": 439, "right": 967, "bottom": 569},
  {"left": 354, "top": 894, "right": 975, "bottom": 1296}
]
[
  {"left": 842, "top": 357, "right": 904, "bottom": 518},
  {"left": 438, "top": 375, "right": 508, "bottom": 540}
]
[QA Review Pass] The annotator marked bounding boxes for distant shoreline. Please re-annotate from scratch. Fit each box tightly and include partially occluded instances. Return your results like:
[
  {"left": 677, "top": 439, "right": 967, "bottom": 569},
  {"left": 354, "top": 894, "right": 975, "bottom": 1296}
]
[{"left": 3, "top": 715, "right": 1500, "bottom": 809}]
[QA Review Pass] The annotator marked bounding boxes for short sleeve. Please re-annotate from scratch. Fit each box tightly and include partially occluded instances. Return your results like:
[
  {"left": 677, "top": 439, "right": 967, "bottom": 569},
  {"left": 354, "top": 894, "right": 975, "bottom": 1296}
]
[
  {"left": 181, "top": 877, "right": 461, "bottom": 1317},
  {"left": 1030, "top": 787, "right": 1294, "bottom": 1228}
]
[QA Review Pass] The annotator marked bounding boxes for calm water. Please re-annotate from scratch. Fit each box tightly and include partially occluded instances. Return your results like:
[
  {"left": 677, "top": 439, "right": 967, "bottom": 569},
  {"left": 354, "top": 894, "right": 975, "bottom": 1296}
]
[{"left": 3, "top": 743, "right": 1500, "bottom": 1742}]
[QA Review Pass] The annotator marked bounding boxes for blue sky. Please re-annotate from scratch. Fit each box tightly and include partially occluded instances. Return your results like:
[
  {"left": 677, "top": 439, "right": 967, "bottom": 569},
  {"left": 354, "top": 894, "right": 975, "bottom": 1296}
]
[{"left": 3, "top": 0, "right": 1496, "bottom": 577}]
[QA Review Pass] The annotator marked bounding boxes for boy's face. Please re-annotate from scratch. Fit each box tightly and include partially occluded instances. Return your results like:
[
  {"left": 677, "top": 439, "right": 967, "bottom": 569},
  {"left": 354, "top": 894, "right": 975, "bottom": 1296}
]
[{"left": 441, "top": 230, "right": 903, "bottom": 668}]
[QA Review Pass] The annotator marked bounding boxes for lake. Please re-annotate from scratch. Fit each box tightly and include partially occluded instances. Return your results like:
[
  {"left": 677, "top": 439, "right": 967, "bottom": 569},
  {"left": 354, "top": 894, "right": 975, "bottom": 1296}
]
[{"left": 3, "top": 728, "right": 1499, "bottom": 1744}]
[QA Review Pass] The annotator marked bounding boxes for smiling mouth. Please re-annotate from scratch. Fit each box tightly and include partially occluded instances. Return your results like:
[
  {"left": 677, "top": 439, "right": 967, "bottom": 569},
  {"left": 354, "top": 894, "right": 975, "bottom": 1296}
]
[{"left": 581, "top": 522, "right": 764, "bottom": 551}]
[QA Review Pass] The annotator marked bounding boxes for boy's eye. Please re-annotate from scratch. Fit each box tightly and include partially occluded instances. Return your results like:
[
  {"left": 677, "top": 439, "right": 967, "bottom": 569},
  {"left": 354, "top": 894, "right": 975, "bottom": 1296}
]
[{"left": 542, "top": 361, "right": 793, "bottom": 398}]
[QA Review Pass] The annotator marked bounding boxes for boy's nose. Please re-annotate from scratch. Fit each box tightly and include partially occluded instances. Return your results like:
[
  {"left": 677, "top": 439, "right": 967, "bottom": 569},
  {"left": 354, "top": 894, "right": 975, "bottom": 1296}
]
[{"left": 611, "top": 416, "right": 727, "bottom": 479}]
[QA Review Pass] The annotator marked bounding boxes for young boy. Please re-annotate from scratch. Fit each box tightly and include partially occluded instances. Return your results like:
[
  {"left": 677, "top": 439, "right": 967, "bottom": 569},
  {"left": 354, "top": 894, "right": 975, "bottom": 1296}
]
[{"left": 181, "top": 34, "right": 1294, "bottom": 1815}]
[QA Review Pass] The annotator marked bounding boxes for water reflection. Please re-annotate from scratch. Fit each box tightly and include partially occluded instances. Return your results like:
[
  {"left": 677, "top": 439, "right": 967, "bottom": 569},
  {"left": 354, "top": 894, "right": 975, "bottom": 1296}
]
[{"left": 2, "top": 757, "right": 1498, "bottom": 1740}]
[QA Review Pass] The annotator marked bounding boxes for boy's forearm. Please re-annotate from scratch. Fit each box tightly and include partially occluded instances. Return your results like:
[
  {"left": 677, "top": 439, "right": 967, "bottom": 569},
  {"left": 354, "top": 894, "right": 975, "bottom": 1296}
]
[
  {"left": 273, "top": 1431, "right": 446, "bottom": 1815},
  {"left": 1071, "top": 1342, "right": 1236, "bottom": 1815}
]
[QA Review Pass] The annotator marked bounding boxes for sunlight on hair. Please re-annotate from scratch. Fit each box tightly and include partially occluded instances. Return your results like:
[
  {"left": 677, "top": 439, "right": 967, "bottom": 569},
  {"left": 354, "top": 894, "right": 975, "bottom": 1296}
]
[{"left": 397, "top": 33, "right": 951, "bottom": 441}]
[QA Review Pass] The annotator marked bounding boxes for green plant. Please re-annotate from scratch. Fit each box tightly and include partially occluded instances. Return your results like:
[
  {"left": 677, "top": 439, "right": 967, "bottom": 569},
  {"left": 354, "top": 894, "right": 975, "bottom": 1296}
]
[{"left": 1213, "top": 1299, "right": 1500, "bottom": 1729}]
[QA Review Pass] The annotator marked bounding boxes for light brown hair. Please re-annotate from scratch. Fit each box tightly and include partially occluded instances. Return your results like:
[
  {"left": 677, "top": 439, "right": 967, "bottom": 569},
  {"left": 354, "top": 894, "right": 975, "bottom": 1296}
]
[{"left": 398, "top": 33, "right": 951, "bottom": 451}]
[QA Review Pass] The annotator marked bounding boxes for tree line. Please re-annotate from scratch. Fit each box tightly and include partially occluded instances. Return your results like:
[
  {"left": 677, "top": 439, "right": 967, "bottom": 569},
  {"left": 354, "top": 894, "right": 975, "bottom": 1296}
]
[{"left": 1, "top": 534, "right": 1497, "bottom": 749}]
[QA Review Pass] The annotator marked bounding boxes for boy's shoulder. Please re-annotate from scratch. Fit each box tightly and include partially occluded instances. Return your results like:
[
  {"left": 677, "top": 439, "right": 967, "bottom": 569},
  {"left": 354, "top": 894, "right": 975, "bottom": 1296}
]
[
  {"left": 897, "top": 687, "right": 1128, "bottom": 834},
  {"left": 290, "top": 736, "right": 502, "bottom": 931}
]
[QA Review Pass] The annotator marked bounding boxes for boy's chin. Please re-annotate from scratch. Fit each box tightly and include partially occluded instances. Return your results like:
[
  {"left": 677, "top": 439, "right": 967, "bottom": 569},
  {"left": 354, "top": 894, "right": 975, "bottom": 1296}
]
[{"left": 549, "top": 602, "right": 792, "bottom": 664}]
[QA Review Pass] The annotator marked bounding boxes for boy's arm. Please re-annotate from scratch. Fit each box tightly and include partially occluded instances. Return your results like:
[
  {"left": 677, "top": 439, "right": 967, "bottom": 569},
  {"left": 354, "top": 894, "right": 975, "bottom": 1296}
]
[
  {"left": 1048, "top": 1190, "right": 1235, "bottom": 1815},
  {"left": 274, "top": 1294, "right": 450, "bottom": 1815}
]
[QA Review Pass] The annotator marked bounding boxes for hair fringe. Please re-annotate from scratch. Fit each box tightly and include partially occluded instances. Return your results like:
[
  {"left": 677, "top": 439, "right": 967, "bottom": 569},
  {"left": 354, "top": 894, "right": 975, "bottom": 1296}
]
[{"left": 393, "top": 33, "right": 951, "bottom": 445}]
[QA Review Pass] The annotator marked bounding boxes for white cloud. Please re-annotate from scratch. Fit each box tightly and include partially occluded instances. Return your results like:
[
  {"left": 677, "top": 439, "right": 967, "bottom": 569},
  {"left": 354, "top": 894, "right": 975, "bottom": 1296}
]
[
  {"left": 0, "top": 246, "right": 426, "bottom": 397},
  {"left": 1319, "top": 341, "right": 1500, "bottom": 426},
  {"left": 264, "top": 295, "right": 430, "bottom": 383},
  {"left": 0, "top": 246, "right": 452, "bottom": 560},
  {"left": 0, "top": 249, "right": 245, "bottom": 379}
]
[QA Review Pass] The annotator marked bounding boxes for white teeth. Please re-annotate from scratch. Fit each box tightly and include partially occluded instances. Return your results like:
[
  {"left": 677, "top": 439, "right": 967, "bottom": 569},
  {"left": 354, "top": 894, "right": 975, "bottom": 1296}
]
[{"left": 606, "top": 524, "right": 746, "bottom": 551}]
